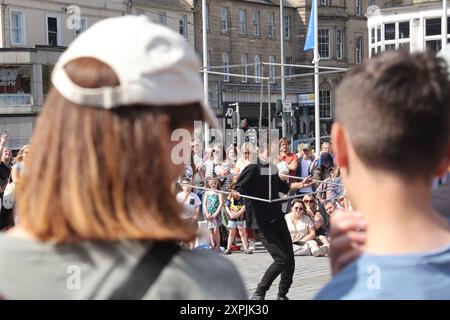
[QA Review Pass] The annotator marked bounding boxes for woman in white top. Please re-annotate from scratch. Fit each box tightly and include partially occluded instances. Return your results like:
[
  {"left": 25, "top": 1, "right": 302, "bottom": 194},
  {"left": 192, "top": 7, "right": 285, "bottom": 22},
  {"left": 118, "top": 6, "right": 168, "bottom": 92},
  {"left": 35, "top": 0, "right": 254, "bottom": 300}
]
[{"left": 284, "top": 199, "right": 328, "bottom": 256}]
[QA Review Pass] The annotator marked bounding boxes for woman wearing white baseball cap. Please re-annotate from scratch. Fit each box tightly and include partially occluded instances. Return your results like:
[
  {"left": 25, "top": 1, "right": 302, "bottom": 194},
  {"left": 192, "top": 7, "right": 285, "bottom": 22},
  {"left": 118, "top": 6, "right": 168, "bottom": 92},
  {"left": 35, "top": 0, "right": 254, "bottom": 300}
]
[{"left": 0, "top": 16, "right": 246, "bottom": 299}]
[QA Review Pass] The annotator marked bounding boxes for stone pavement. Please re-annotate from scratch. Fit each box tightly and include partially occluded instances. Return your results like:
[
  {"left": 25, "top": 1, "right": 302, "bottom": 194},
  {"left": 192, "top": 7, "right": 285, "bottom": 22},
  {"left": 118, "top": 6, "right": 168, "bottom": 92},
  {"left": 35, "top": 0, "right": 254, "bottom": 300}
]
[{"left": 225, "top": 244, "right": 332, "bottom": 300}]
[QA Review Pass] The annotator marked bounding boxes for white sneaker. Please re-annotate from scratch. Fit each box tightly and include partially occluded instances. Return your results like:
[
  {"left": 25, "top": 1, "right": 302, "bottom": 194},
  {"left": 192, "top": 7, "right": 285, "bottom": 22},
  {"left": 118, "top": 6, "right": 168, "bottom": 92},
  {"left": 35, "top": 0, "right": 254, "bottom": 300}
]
[{"left": 248, "top": 240, "right": 255, "bottom": 251}]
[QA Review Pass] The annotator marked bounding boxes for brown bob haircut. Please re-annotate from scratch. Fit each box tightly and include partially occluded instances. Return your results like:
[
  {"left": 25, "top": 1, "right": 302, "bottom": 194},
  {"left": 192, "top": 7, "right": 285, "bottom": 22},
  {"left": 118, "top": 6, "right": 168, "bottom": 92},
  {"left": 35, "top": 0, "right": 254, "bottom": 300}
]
[
  {"left": 336, "top": 51, "right": 450, "bottom": 178},
  {"left": 16, "top": 58, "right": 203, "bottom": 243}
]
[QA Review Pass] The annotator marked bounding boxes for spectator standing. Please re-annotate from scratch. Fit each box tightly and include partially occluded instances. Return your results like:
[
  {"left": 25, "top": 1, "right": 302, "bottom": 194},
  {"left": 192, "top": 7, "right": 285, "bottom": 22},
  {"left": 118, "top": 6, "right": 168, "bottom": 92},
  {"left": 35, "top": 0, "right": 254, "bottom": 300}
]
[{"left": 0, "top": 16, "right": 247, "bottom": 299}]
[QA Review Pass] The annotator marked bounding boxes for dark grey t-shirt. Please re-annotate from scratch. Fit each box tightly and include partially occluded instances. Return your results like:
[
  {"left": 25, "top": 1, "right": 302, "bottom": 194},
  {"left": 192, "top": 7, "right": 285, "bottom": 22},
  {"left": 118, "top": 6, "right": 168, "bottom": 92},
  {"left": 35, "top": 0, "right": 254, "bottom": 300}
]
[{"left": 0, "top": 234, "right": 247, "bottom": 300}]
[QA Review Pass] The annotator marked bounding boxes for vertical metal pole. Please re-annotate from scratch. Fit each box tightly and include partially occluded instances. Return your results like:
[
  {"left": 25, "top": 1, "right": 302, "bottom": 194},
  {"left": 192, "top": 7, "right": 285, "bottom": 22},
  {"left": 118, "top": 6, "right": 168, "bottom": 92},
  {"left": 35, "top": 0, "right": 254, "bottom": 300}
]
[
  {"left": 443, "top": 0, "right": 448, "bottom": 49},
  {"left": 202, "top": 0, "right": 210, "bottom": 150},
  {"left": 259, "top": 64, "right": 264, "bottom": 130},
  {"left": 280, "top": 0, "right": 287, "bottom": 139},
  {"left": 314, "top": 0, "right": 320, "bottom": 156},
  {"left": 236, "top": 102, "right": 241, "bottom": 146},
  {"left": 268, "top": 78, "right": 272, "bottom": 202}
]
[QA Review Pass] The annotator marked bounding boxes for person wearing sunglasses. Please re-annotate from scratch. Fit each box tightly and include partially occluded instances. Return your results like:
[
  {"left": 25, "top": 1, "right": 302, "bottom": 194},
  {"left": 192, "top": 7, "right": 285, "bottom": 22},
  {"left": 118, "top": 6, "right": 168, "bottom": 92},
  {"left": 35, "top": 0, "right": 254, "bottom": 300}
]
[{"left": 285, "top": 199, "right": 328, "bottom": 257}]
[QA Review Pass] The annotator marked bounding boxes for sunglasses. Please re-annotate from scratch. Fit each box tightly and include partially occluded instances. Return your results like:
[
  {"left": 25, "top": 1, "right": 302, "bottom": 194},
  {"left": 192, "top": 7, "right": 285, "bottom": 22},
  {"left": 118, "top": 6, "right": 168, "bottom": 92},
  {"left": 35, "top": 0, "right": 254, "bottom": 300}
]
[{"left": 304, "top": 200, "right": 314, "bottom": 203}]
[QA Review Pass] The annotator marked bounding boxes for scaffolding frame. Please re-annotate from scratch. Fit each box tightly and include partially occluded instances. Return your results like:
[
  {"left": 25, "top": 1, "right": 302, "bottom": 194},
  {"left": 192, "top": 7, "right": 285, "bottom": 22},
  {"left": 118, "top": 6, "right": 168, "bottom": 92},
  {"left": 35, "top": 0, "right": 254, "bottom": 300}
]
[{"left": 199, "top": 61, "right": 347, "bottom": 203}]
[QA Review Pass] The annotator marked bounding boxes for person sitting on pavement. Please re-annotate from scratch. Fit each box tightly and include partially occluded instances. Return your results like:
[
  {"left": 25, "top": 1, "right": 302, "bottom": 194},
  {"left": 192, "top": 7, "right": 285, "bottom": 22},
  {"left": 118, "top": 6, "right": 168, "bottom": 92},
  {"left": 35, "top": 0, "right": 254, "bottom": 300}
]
[{"left": 285, "top": 199, "right": 328, "bottom": 257}]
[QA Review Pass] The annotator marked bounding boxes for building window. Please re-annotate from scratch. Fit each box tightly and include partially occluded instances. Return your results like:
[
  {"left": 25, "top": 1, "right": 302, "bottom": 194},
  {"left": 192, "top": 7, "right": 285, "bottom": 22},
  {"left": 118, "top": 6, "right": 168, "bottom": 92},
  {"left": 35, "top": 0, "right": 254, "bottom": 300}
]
[
  {"left": 75, "top": 17, "right": 88, "bottom": 37},
  {"left": 240, "top": 9, "right": 247, "bottom": 35},
  {"left": 376, "top": 25, "right": 381, "bottom": 43},
  {"left": 368, "top": 0, "right": 375, "bottom": 6},
  {"left": 285, "top": 56, "right": 293, "bottom": 80},
  {"left": 320, "top": 90, "right": 331, "bottom": 119},
  {"left": 223, "top": 52, "right": 230, "bottom": 82},
  {"left": 355, "top": 0, "right": 361, "bottom": 16},
  {"left": 46, "top": 16, "right": 60, "bottom": 46},
  {"left": 159, "top": 12, "right": 167, "bottom": 26},
  {"left": 10, "top": 10, "right": 26, "bottom": 45},
  {"left": 206, "top": 4, "right": 210, "bottom": 32},
  {"left": 399, "top": 42, "right": 410, "bottom": 53},
  {"left": 425, "top": 18, "right": 444, "bottom": 53},
  {"left": 253, "top": 11, "right": 260, "bottom": 36},
  {"left": 426, "top": 40, "right": 442, "bottom": 53},
  {"left": 399, "top": 21, "right": 409, "bottom": 39},
  {"left": 135, "top": 8, "right": 145, "bottom": 16},
  {"left": 355, "top": 36, "right": 363, "bottom": 64},
  {"left": 207, "top": 50, "right": 211, "bottom": 71},
  {"left": 254, "top": 55, "right": 261, "bottom": 84},
  {"left": 268, "top": 13, "right": 275, "bottom": 39},
  {"left": 269, "top": 56, "right": 276, "bottom": 84},
  {"left": 284, "top": 15, "right": 291, "bottom": 39},
  {"left": 319, "top": 0, "right": 330, "bottom": 6},
  {"left": 318, "top": 29, "right": 330, "bottom": 59},
  {"left": 426, "top": 18, "right": 441, "bottom": 36},
  {"left": 179, "top": 15, "right": 188, "bottom": 38},
  {"left": 241, "top": 53, "right": 248, "bottom": 83},
  {"left": 384, "top": 23, "right": 395, "bottom": 41},
  {"left": 336, "top": 29, "right": 344, "bottom": 59},
  {"left": 220, "top": 7, "right": 229, "bottom": 32}
]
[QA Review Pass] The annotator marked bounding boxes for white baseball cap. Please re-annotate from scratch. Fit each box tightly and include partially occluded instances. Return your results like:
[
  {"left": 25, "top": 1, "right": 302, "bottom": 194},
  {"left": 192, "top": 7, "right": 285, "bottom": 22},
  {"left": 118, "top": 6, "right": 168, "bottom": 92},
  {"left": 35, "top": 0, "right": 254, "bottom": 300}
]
[{"left": 51, "top": 15, "right": 219, "bottom": 128}]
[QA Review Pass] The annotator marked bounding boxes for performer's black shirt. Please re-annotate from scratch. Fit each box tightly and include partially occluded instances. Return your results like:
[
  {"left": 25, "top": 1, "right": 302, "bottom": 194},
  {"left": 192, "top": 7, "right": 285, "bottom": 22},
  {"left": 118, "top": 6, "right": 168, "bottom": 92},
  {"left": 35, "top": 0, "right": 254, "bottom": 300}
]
[{"left": 234, "top": 161, "right": 290, "bottom": 227}]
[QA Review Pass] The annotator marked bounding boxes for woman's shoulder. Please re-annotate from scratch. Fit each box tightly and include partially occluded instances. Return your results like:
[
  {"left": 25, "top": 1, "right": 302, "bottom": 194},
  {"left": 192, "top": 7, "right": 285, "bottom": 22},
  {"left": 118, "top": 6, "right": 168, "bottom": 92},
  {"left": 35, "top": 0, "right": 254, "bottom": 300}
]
[{"left": 148, "top": 249, "right": 248, "bottom": 299}]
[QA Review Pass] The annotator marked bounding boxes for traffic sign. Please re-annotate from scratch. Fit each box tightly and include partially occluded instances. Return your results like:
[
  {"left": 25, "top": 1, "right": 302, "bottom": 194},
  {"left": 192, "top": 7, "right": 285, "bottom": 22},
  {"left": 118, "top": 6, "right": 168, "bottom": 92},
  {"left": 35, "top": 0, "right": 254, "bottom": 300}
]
[{"left": 282, "top": 100, "right": 292, "bottom": 112}]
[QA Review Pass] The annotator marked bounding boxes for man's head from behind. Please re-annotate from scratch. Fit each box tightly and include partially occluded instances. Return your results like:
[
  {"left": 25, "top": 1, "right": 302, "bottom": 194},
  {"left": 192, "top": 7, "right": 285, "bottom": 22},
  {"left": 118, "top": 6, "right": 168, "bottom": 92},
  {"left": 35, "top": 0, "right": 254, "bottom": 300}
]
[{"left": 332, "top": 51, "right": 450, "bottom": 187}]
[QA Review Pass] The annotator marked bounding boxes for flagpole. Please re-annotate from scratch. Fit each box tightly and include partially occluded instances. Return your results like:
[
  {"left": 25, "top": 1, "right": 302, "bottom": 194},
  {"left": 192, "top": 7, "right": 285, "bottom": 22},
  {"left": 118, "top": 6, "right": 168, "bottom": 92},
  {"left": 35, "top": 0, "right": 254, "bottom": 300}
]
[
  {"left": 313, "top": 0, "right": 320, "bottom": 156},
  {"left": 202, "top": 0, "right": 209, "bottom": 150}
]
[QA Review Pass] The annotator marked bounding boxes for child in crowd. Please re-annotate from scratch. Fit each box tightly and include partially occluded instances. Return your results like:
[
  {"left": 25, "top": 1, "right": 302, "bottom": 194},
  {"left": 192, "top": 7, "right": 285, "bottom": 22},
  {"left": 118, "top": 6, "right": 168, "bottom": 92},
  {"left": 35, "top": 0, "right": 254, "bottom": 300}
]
[
  {"left": 224, "top": 183, "right": 252, "bottom": 255},
  {"left": 202, "top": 177, "right": 224, "bottom": 251}
]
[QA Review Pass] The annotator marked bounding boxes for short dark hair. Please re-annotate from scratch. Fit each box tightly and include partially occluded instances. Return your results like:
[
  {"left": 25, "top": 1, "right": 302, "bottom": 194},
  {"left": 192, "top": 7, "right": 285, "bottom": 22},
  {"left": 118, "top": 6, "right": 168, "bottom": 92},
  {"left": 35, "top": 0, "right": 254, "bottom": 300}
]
[{"left": 336, "top": 51, "right": 450, "bottom": 178}]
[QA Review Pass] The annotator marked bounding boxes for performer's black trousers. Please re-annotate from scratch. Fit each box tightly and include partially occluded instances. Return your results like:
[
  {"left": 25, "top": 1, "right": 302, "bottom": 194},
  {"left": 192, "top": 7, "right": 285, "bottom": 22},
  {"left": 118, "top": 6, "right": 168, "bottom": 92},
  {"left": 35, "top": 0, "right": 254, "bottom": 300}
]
[{"left": 254, "top": 217, "right": 295, "bottom": 297}]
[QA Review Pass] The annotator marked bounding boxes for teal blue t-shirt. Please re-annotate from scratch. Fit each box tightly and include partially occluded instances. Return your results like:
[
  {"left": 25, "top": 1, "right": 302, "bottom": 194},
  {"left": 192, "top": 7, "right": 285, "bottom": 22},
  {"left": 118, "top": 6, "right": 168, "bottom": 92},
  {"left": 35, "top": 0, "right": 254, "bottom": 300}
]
[{"left": 316, "top": 243, "right": 450, "bottom": 300}]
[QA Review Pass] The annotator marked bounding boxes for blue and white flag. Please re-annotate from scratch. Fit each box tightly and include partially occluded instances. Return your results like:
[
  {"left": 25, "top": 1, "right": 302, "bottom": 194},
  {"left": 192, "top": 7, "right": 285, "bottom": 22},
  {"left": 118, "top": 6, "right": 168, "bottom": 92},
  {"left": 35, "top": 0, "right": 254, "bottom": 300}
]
[{"left": 304, "top": 0, "right": 316, "bottom": 51}]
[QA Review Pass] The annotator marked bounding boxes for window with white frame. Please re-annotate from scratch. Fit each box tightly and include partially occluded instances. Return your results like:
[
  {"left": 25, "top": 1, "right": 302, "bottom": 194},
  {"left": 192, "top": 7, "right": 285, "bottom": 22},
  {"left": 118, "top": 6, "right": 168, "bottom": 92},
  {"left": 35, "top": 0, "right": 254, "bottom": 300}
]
[
  {"left": 253, "top": 11, "right": 260, "bottom": 36},
  {"left": 268, "top": 13, "right": 275, "bottom": 39},
  {"left": 318, "top": 29, "right": 330, "bottom": 59},
  {"left": 159, "top": 12, "right": 167, "bottom": 25},
  {"left": 269, "top": 56, "right": 276, "bottom": 84},
  {"left": 179, "top": 15, "right": 188, "bottom": 38},
  {"left": 319, "top": 89, "right": 331, "bottom": 119},
  {"left": 319, "top": 0, "right": 330, "bottom": 6},
  {"left": 355, "top": 35, "right": 363, "bottom": 64},
  {"left": 46, "top": 16, "right": 61, "bottom": 46},
  {"left": 240, "top": 9, "right": 247, "bottom": 35},
  {"left": 355, "top": 0, "right": 361, "bottom": 16},
  {"left": 368, "top": 0, "right": 375, "bottom": 6},
  {"left": 10, "top": 10, "right": 26, "bottom": 45},
  {"left": 220, "top": 7, "right": 229, "bottom": 32},
  {"left": 75, "top": 17, "right": 88, "bottom": 37},
  {"left": 254, "top": 55, "right": 261, "bottom": 84},
  {"left": 223, "top": 52, "right": 230, "bottom": 82},
  {"left": 241, "top": 53, "right": 248, "bottom": 83},
  {"left": 284, "top": 15, "right": 291, "bottom": 39},
  {"left": 285, "top": 56, "right": 293, "bottom": 80},
  {"left": 425, "top": 18, "right": 444, "bottom": 53},
  {"left": 336, "top": 29, "right": 344, "bottom": 59},
  {"left": 369, "top": 24, "right": 382, "bottom": 57}
]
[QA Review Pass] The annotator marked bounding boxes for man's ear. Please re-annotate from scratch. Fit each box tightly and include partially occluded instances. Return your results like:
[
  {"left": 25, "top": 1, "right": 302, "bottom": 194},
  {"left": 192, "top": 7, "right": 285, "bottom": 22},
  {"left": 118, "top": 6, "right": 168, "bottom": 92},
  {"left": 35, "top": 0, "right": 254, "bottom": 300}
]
[
  {"left": 434, "top": 143, "right": 450, "bottom": 177},
  {"left": 331, "top": 122, "right": 349, "bottom": 170}
]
